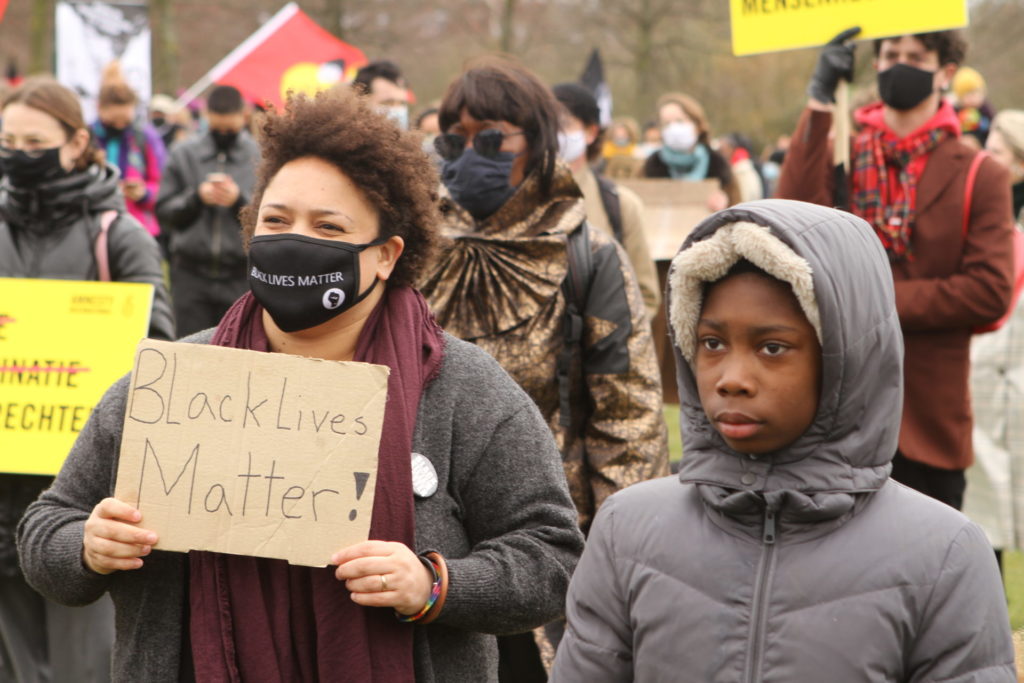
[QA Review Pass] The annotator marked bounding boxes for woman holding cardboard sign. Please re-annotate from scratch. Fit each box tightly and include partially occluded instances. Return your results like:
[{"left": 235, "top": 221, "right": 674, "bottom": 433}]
[{"left": 19, "top": 91, "right": 584, "bottom": 682}]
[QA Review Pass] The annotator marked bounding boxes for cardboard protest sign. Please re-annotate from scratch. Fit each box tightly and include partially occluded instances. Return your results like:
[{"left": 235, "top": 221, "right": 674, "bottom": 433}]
[
  {"left": 114, "top": 339, "right": 389, "bottom": 567},
  {"left": 0, "top": 277, "right": 153, "bottom": 475},
  {"left": 616, "top": 179, "right": 717, "bottom": 261},
  {"left": 730, "top": 0, "right": 968, "bottom": 56}
]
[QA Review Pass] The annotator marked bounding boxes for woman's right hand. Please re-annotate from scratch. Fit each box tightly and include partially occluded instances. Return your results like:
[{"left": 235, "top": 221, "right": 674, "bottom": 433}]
[{"left": 82, "top": 497, "right": 158, "bottom": 575}]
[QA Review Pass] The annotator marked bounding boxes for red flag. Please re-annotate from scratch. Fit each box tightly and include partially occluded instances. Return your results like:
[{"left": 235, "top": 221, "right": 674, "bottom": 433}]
[
  {"left": 208, "top": 3, "right": 367, "bottom": 109},
  {"left": 0, "top": 0, "right": 8, "bottom": 24}
]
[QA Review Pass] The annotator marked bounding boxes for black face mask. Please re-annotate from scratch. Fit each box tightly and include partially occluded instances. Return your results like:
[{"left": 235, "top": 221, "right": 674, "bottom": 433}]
[
  {"left": 877, "top": 64, "right": 936, "bottom": 111},
  {"left": 0, "top": 146, "right": 68, "bottom": 187},
  {"left": 211, "top": 130, "right": 239, "bottom": 152},
  {"left": 102, "top": 123, "right": 128, "bottom": 137},
  {"left": 248, "top": 233, "right": 387, "bottom": 332},
  {"left": 441, "top": 148, "right": 516, "bottom": 221}
]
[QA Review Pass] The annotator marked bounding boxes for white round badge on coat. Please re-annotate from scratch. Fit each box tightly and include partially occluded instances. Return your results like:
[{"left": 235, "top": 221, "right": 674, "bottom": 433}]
[{"left": 411, "top": 452, "right": 438, "bottom": 498}]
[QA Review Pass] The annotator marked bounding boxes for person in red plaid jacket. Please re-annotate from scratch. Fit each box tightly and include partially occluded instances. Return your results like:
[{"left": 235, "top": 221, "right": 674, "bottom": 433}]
[{"left": 776, "top": 28, "right": 1014, "bottom": 511}]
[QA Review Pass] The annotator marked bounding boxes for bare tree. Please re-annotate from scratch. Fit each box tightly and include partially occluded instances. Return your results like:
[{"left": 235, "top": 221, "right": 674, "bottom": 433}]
[
  {"left": 150, "top": 0, "right": 178, "bottom": 95},
  {"left": 29, "top": 0, "right": 54, "bottom": 74}
]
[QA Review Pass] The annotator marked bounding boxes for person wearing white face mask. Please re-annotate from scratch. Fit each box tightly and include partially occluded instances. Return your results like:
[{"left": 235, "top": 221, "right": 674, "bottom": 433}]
[
  {"left": 641, "top": 92, "right": 738, "bottom": 211},
  {"left": 553, "top": 82, "right": 660, "bottom": 322},
  {"left": 352, "top": 60, "right": 411, "bottom": 130}
]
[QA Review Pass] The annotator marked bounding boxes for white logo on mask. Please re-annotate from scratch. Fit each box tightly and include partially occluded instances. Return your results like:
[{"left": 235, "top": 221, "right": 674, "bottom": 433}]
[{"left": 322, "top": 288, "right": 346, "bottom": 310}]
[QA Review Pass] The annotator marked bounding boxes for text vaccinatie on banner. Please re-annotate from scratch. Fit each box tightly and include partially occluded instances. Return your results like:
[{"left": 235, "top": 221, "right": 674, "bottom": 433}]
[{"left": 0, "top": 277, "right": 153, "bottom": 475}]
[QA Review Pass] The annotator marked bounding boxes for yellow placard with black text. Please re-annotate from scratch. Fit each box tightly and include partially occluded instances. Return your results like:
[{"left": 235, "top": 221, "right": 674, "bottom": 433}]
[
  {"left": 730, "top": 0, "right": 968, "bottom": 56},
  {"left": 0, "top": 277, "right": 153, "bottom": 475}
]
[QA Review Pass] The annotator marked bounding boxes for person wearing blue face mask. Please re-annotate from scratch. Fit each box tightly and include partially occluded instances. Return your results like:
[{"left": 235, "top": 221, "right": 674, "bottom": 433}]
[
  {"left": 641, "top": 92, "right": 739, "bottom": 211},
  {"left": 418, "top": 56, "right": 669, "bottom": 682},
  {"left": 778, "top": 29, "right": 1015, "bottom": 514}
]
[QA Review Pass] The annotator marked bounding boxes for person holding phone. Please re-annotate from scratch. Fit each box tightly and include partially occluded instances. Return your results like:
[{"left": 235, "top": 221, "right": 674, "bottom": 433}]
[
  {"left": 157, "top": 85, "right": 259, "bottom": 336},
  {"left": 91, "top": 62, "right": 166, "bottom": 244}
]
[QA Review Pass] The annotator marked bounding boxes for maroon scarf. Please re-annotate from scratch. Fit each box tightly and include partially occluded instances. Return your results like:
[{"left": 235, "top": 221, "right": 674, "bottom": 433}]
[{"left": 189, "top": 287, "right": 445, "bottom": 682}]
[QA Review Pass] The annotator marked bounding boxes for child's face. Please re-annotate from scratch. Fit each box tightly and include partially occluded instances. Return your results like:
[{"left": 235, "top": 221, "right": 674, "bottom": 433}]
[{"left": 695, "top": 272, "right": 822, "bottom": 454}]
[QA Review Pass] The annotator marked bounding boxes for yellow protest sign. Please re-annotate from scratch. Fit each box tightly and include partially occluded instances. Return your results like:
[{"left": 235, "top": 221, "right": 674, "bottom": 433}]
[
  {"left": 0, "top": 278, "right": 153, "bottom": 475},
  {"left": 114, "top": 339, "right": 390, "bottom": 567},
  {"left": 730, "top": 0, "right": 968, "bottom": 56}
]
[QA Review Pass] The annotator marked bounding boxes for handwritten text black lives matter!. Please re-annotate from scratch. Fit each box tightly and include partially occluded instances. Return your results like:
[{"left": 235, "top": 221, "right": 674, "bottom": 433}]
[{"left": 125, "top": 346, "right": 373, "bottom": 523}]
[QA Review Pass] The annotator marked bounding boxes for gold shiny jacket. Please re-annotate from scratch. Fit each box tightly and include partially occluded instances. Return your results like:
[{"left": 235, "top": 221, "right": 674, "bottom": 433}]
[{"left": 419, "top": 166, "right": 669, "bottom": 532}]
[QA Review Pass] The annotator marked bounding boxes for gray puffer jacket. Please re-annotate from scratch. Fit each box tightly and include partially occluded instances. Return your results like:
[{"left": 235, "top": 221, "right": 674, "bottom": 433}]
[
  {"left": 0, "top": 162, "right": 174, "bottom": 578},
  {"left": 552, "top": 199, "right": 1015, "bottom": 682}
]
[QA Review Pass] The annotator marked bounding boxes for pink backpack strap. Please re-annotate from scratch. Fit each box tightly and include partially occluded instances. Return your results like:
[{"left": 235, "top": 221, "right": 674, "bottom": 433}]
[
  {"left": 95, "top": 210, "right": 118, "bottom": 282},
  {"left": 962, "top": 151, "right": 989, "bottom": 240}
]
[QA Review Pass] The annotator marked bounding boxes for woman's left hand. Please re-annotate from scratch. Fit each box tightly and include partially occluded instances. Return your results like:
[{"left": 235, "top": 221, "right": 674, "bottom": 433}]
[{"left": 332, "top": 541, "right": 433, "bottom": 616}]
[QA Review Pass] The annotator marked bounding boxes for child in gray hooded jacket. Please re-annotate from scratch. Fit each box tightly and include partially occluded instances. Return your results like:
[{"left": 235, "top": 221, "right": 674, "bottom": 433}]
[{"left": 551, "top": 199, "right": 1014, "bottom": 682}]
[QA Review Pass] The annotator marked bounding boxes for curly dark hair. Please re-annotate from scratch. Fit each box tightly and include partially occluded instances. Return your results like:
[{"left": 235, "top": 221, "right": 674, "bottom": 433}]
[
  {"left": 873, "top": 30, "right": 967, "bottom": 66},
  {"left": 240, "top": 90, "right": 439, "bottom": 289}
]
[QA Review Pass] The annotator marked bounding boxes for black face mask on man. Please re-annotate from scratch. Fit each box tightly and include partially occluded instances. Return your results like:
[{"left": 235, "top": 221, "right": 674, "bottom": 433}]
[
  {"left": 877, "top": 63, "right": 936, "bottom": 111},
  {"left": 0, "top": 146, "right": 68, "bottom": 187},
  {"left": 247, "top": 233, "right": 387, "bottom": 332},
  {"left": 441, "top": 148, "right": 516, "bottom": 221},
  {"left": 211, "top": 130, "right": 239, "bottom": 152}
]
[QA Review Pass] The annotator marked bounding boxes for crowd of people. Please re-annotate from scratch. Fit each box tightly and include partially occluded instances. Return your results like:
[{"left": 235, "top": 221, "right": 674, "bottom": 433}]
[{"left": 1, "top": 23, "right": 1023, "bottom": 683}]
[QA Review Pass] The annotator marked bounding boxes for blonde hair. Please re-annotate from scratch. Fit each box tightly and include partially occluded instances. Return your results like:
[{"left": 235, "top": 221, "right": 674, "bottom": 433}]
[{"left": 98, "top": 61, "right": 138, "bottom": 107}]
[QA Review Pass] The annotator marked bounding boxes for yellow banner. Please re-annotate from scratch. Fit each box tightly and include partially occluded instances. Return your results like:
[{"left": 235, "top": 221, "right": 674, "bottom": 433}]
[
  {"left": 730, "top": 0, "right": 968, "bottom": 56},
  {"left": 0, "top": 278, "right": 154, "bottom": 475}
]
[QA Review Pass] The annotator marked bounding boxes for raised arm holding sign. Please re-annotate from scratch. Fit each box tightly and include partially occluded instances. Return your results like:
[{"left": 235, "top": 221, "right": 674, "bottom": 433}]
[{"left": 775, "top": 19, "right": 1017, "bottom": 514}]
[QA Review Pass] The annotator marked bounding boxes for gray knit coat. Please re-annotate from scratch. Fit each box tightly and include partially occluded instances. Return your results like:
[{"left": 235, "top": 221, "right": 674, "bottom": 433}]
[{"left": 18, "top": 330, "right": 584, "bottom": 682}]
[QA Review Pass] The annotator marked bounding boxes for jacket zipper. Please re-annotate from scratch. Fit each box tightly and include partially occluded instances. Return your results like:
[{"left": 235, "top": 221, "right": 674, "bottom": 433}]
[
  {"left": 744, "top": 506, "right": 777, "bottom": 683},
  {"left": 210, "top": 153, "right": 225, "bottom": 278}
]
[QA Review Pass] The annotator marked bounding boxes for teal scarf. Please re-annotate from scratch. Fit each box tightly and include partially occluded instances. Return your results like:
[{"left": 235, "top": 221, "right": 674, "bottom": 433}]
[{"left": 658, "top": 143, "right": 711, "bottom": 180}]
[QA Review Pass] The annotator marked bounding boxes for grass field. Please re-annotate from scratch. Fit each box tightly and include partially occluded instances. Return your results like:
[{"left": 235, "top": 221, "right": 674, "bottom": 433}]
[{"left": 662, "top": 406, "right": 1024, "bottom": 633}]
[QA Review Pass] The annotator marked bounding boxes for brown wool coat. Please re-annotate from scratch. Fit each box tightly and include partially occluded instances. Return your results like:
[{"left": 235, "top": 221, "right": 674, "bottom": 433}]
[{"left": 777, "top": 107, "right": 1015, "bottom": 471}]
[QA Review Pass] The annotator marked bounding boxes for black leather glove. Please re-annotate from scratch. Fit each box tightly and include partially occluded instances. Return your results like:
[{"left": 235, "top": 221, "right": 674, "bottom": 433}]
[{"left": 807, "top": 27, "right": 861, "bottom": 104}]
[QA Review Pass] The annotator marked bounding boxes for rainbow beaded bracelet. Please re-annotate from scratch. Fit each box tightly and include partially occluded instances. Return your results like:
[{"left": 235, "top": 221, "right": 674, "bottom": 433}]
[{"left": 396, "top": 554, "right": 443, "bottom": 623}]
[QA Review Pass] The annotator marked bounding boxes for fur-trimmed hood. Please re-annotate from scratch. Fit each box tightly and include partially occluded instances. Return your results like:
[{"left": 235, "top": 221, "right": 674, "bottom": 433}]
[{"left": 667, "top": 199, "right": 902, "bottom": 511}]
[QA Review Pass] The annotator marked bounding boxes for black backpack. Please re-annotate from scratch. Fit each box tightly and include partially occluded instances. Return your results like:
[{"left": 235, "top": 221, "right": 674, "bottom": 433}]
[
  {"left": 595, "top": 175, "right": 624, "bottom": 244},
  {"left": 557, "top": 223, "right": 595, "bottom": 428}
]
